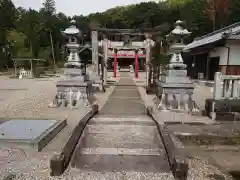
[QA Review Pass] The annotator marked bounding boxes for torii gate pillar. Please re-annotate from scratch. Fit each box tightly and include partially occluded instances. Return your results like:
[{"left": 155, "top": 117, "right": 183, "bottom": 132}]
[
  {"left": 135, "top": 49, "right": 139, "bottom": 79},
  {"left": 113, "top": 49, "right": 118, "bottom": 78}
]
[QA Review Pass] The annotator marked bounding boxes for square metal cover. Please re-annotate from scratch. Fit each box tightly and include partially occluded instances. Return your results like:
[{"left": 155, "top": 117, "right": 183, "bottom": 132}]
[{"left": 0, "top": 119, "right": 67, "bottom": 151}]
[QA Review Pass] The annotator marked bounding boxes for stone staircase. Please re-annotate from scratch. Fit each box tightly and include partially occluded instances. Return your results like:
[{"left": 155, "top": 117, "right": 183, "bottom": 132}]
[{"left": 70, "top": 116, "right": 174, "bottom": 179}]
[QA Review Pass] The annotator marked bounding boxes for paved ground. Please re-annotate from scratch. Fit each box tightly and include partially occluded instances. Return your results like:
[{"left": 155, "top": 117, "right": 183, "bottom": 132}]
[{"left": 69, "top": 72, "right": 174, "bottom": 180}]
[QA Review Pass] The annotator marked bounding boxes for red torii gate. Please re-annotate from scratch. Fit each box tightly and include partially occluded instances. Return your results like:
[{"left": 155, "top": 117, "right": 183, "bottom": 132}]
[
  {"left": 109, "top": 47, "right": 145, "bottom": 78},
  {"left": 91, "top": 27, "right": 161, "bottom": 84}
]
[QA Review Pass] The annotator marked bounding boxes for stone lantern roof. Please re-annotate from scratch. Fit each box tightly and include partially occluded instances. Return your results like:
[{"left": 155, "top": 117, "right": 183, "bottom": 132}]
[
  {"left": 170, "top": 20, "right": 191, "bottom": 37},
  {"left": 62, "top": 20, "right": 82, "bottom": 37}
]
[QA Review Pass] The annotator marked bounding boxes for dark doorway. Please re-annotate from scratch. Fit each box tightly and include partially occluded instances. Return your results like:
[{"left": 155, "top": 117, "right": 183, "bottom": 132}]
[
  {"left": 208, "top": 57, "right": 220, "bottom": 80},
  {"left": 118, "top": 58, "right": 134, "bottom": 68}
]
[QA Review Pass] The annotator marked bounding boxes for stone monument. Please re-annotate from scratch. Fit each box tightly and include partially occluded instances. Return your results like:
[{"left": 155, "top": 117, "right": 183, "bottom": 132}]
[
  {"left": 91, "top": 31, "right": 103, "bottom": 91},
  {"left": 156, "top": 20, "right": 198, "bottom": 111},
  {"left": 49, "top": 20, "right": 94, "bottom": 108}
]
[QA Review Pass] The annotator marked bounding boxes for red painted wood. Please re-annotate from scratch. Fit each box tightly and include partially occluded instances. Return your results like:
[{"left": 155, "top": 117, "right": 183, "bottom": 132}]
[
  {"left": 135, "top": 53, "right": 139, "bottom": 79},
  {"left": 114, "top": 53, "right": 117, "bottom": 78}
]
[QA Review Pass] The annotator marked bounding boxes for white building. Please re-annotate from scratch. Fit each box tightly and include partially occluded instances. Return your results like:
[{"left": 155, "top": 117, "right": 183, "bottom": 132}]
[{"left": 184, "top": 22, "right": 240, "bottom": 80}]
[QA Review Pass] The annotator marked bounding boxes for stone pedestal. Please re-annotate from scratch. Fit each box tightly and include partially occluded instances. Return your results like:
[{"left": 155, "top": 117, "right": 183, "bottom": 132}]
[
  {"left": 90, "top": 72, "right": 103, "bottom": 92},
  {"left": 156, "top": 69, "right": 197, "bottom": 111},
  {"left": 49, "top": 21, "right": 95, "bottom": 108},
  {"left": 155, "top": 20, "right": 198, "bottom": 112}
]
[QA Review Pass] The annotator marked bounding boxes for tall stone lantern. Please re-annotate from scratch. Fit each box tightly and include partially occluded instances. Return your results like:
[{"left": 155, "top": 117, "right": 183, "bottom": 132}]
[
  {"left": 49, "top": 20, "right": 94, "bottom": 108},
  {"left": 156, "top": 20, "right": 198, "bottom": 112},
  {"left": 62, "top": 20, "right": 87, "bottom": 79}
]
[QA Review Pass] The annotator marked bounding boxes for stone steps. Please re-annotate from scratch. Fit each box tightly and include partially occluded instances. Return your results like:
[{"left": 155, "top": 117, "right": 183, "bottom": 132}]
[
  {"left": 70, "top": 116, "right": 171, "bottom": 176},
  {"left": 68, "top": 74, "right": 173, "bottom": 179}
]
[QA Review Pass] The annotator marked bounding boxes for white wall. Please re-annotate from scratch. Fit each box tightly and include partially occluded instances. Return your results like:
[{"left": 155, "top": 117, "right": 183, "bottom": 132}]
[
  {"left": 227, "top": 40, "right": 240, "bottom": 65},
  {"left": 210, "top": 47, "right": 228, "bottom": 65},
  {"left": 210, "top": 40, "right": 240, "bottom": 65}
]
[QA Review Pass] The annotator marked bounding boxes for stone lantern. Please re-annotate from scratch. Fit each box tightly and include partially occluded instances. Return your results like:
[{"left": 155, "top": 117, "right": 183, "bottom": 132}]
[
  {"left": 156, "top": 20, "right": 198, "bottom": 112},
  {"left": 49, "top": 20, "right": 94, "bottom": 108},
  {"left": 61, "top": 20, "right": 86, "bottom": 78}
]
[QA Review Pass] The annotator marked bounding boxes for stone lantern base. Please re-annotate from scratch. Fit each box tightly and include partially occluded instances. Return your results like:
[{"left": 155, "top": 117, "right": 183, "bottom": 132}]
[
  {"left": 49, "top": 80, "right": 96, "bottom": 108},
  {"left": 155, "top": 69, "right": 199, "bottom": 112}
]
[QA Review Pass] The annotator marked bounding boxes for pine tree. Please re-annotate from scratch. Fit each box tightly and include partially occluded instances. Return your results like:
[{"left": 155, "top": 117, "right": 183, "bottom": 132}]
[{"left": 42, "top": 0, "right": 56, "bottom": 16}]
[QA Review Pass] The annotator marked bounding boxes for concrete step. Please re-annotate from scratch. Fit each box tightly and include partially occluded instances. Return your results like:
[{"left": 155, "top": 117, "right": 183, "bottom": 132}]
[
  {"left": 79, "top": 132, "right": 161, "bottom": 149},
  {"left": 79, "top": 147, "right": 163, "bottom": 156},
  {"left": 67, "top": 169, "right": 174, "bottom": 180},
  {"left": 91, "top": 116, "right": 153, "bottom": 122},
  {"left": 99, "top": 99, "right": 146, "bottom": 115},
  {"left": 71, "top": 153, "right": 170, "bottom": 172},
  {"left": 88, "top": 120, "right": 155, "bottom": 126},
  {"left": 90, "top": 117, "right": 155, "bottom": 126}
]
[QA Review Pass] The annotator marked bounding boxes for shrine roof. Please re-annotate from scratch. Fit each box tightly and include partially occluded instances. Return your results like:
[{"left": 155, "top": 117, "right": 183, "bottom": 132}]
[
  {"left": 184, "top": 21, "right": 240, "bottom": 51},
  {"left": 227, "top": 34, "right": 240, "bottom": 40}
]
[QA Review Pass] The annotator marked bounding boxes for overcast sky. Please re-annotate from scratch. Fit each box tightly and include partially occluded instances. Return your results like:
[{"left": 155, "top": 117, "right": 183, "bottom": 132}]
[{"left": 12, "top": 0, "right": 156, "bottom": 16}]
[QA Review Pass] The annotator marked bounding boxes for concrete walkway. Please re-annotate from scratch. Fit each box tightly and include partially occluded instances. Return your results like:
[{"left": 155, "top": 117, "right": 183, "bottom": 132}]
[
  {"left": 99, "top": 73, "right": 146, "bottom": 116},
  {"left": 69, "top": 72, "right": 174, "bottom": 180}
]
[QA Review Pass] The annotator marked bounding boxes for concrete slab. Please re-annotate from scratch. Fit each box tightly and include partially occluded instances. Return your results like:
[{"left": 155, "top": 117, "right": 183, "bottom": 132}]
[{"left": 0, "top": 119, "right": 66, "bottom": 151}]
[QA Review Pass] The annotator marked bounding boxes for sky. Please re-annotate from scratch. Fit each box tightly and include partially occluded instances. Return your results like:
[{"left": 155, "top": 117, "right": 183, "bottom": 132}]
[{"left": 12, "top": 0, "right": 157, "bottom": 16}]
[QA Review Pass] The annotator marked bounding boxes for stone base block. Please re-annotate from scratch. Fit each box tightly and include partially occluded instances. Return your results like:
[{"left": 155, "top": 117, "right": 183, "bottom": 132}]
[
  {"left": 205, "top": 99, "right": 240, "bottom": 120},
  {"left": 156, "top": 93, "right": 198, "bottom": 112},
  {"left": 165, "top": 70, "right": 187, "bottom": 77},
  {"left": 161, "top": 76, "right": 193, "bottom": 84},
  {"left": 155, "top": 82, "right": 198, "bottom": 112},
  {"left": 157, "top": 82, "right": 195, "bottom": 90}
]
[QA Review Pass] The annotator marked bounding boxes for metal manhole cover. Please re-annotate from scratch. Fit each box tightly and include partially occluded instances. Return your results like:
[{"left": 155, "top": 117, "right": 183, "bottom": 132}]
[{"left": 0, "top": 119, "right": 66, "bottom": 151}]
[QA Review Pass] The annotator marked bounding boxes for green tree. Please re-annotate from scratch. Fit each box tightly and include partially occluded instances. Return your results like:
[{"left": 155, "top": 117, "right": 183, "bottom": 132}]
[
  {"left": 0, "top": 0, "right": 16, "bottom": 68},
  {"left": 17, "top": 9, "right": 43, "bottom": 57}
]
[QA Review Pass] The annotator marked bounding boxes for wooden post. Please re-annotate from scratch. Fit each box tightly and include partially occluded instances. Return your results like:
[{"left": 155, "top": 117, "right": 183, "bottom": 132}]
[
  {"left": 113, "top": 49, "right": 117, "bottom": 78},
  {"left": 30, "top": 59, "right": 33, "bottom": 78},
  {"left": 135, "top": 49, "right": 139, "bottom": 79},
  {"left": 206, "top": 52, "right": 210, "bottom": 80},
  {"left": 14, "top": 60, "right": 17, "bottom": 77}
]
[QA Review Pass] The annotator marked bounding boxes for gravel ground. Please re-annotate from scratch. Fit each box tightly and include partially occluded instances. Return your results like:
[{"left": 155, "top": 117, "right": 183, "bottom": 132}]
[
  {"left": 136, "top": 78, "right": 234, "bottom": 180},
  {"left": 0, "top": 75, "right": 115, "bottom": 180},
  {"left": 187, "top": 157, "right": 234, "bottom": 180}
]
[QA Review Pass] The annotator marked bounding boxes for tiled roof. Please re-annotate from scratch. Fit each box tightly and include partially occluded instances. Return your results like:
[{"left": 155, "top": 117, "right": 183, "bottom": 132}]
[
  {"left": 227, "top": 35, "right": 240, "bottom": 40},
  {"left": 184, "top": 22, "right": 240, "bottom": 50}
]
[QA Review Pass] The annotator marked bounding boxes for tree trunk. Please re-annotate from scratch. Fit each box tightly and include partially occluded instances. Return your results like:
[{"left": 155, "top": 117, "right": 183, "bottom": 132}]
[
  {"left": 148, "top": 63, "right": 153, "bottom": 86},
  {"left": 49, "top": 31, "right": 56, "bottom": 72}
]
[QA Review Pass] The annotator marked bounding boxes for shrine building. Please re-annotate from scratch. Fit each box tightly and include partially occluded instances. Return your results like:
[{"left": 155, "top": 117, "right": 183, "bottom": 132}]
[{"left": 184, "top": 21, "right": 240, "bottom": 81}]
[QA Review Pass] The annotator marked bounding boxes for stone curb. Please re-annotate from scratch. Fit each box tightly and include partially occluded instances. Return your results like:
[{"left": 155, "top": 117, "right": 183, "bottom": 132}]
[
  {"left": 50, "top": 104, "right": 98, "bottom": 176},
  {"left": 147, "top": 106, "right": 189, "bottom": 180}
]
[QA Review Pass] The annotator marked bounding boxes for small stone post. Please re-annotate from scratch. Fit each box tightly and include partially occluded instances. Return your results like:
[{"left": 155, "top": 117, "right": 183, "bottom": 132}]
[
  {"left": 213, "top": 72, "right": 222, "bottom": 100},
  {"left": 103, "top": 36, "right": 108, "bottom": 85}
]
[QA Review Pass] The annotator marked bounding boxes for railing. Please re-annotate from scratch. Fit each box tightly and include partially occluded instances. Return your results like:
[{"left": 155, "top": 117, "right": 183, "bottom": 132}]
[{"left": 213, "top": 72, "right": 240, "bottom": 100}]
